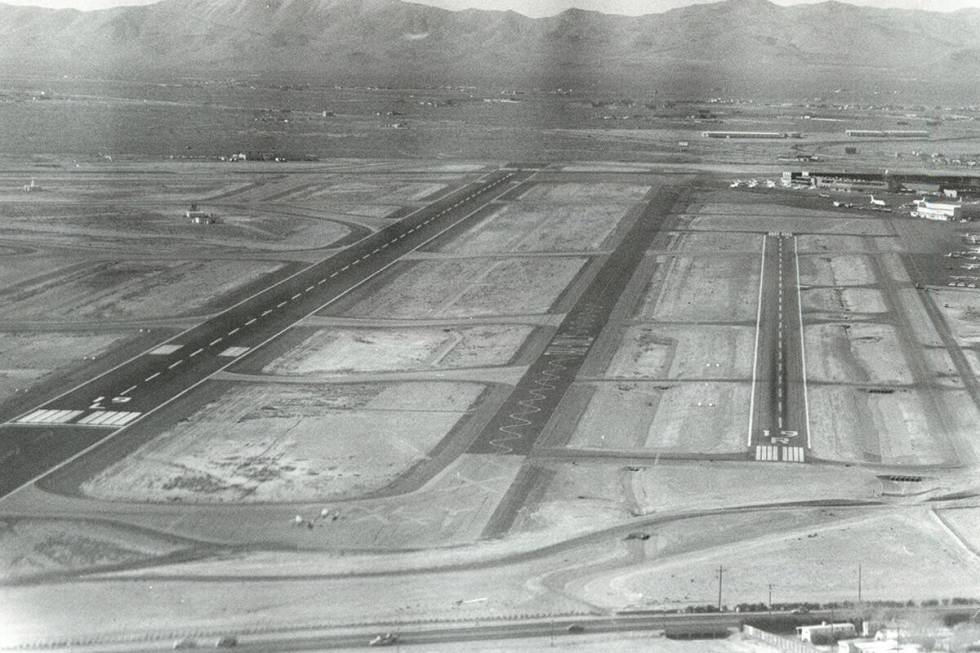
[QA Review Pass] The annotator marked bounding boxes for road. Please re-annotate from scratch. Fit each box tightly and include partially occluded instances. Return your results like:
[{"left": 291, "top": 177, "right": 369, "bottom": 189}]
[
  {"left": 748, "top": 233, "right": 810, "bottom": 463},
  {"left": 0, "top": 169, "right": 530, "bottom": 499}
]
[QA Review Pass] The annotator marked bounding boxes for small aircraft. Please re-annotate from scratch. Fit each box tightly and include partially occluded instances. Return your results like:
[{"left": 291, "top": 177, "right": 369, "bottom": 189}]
[{"left": 869, "top": 195, "right": 888, "bottom": 207}]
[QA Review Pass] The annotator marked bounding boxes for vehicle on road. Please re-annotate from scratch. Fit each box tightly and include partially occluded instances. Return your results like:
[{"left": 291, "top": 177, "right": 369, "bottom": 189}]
[
  {"left": 214, "top": 635, "right": 237, "bottom": 648},
  {"left": 173, "top": 638, "right": 197, "bottom": 649},
  {"left": 567, "top": 624, "right": 586, "bottom": 633},
  {"left": 369, "top": 633, "right": 399, "bottom": 646}
]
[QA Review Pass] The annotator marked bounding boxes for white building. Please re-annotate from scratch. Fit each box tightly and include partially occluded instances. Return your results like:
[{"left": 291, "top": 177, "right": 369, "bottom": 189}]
[
  {"left": 798, "top": 622, "right": 857, "bottom": 644},
  {"left": 911, "top": 198, "right": 975, "bottom": 221}
]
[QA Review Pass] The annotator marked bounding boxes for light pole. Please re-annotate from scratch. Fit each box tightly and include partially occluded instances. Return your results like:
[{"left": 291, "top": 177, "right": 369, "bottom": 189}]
[
  {"left": 769, "top": 583, "right": 774, "bottom": 614},
  {"left": 717, "top": 566, "right": 725, "bottom": 612}
]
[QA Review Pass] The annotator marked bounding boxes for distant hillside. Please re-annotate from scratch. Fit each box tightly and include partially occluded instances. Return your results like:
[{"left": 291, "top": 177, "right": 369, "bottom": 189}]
[{"left": 2, "top": 0, "right": 980, "bottom": 92}]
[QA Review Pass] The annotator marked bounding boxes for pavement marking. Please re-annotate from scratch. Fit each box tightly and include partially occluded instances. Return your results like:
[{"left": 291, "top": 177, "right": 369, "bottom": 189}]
[
  {"left": 291, "top": 293, "right": 302, "bottom": 300},
  {"left": 149, "top": 344, "right": 182, "bottom": 356},
  {"left": 782, "top": 446, "right": 805, "bottom": 463},
  {"left": 747, "top": 234, "right": 767, "bottom": 447},
  {"left": 228, "top": 327, "right": 240, "bottom": 335},
  {"left": 120, "top": 385, "right": 137, "bottom": 396},
  {"left": 209, "top": 338, "right": 223, "bottom": 347},
  {"left": 189, "top": 348, "right": 204, "bottom": 358},
  {"left": 15, "top": 409, "right": 83, "bottom": 425},
  {"left": 261, "top": 309, "right": 273, "bottom": 316},
  {"left": 754, "top": 445, "right": 780, "bottom": 462},
  {"left": 168, "top": 360, "right": 184, "bottom": 370},
  {"left": 76, "top": 410, "right": 142, "bottom": 428},
  {"left": 145, "top": 372, "right": 161, "bottom": 382},
  {"left": 329, "top": 272, "right": 338, "bottom": 278},
  {"left": 245, "top": 318, "right": 257, "bottom": 326},
  {"left": 218, "top": 346, "right": 250, "bottom": 358},
  {"left": 342, "top": 265, "right": 350, "bottom": 271}
]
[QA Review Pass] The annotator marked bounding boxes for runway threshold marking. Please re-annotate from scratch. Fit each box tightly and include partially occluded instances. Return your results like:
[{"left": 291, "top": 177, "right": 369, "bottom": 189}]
[
  {"left": 14, "top": 409, "right": 84, "bottom": 425},
  {"left": 76, "top": 410, "right": 141, "bottom": 428}
]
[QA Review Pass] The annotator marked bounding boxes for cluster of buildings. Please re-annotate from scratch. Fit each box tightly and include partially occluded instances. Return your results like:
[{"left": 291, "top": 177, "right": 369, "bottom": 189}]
[{"left": 797, "top": 621, "right": 967, "bottom": 652}]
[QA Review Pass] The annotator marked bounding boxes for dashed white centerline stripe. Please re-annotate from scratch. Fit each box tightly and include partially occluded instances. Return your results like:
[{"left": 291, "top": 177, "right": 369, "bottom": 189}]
[
  {"left": 120, "top": 385, "right": 137, "bottom": 396},
  {"left": 245, "top": 318, "right": 257, "bottom": 325},
  {"left": 291, "top": 293, "right": 301, "bottom": 300},
  {"left": 305, "top": 286, "right": 314, "bottom": 292},
  {"left": 277, "top": 301, "right": 287, "bottom": 308},
  {"left": 329, "top": 272, "right": 338, "bottom": 278},
  {"left": 261, "top": 310, "right": 273, "bottom": 317},
  {"left": 145, "top": 372, "right": 161, "bottom": 382},
  {"left": 209, "top": 338, "right": 222, "bottom": 347},
  {"left": 228, "top": 328, "right": 240, "bottom": 335},
  {"left": 190, "top": 348, "right": 203, "bottom": 358},
  {"left": 342, "top": 265, "right": 349, "bottom": 271},
  {"left": 168, "top": 360, "right": 184, "bottom": 370}
]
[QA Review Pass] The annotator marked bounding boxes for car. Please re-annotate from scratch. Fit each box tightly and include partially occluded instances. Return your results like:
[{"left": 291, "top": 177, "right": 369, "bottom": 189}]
[
  {"left": 369, "top": 633, "right": 399, "bottom": 646},
  {"left": 567, "top": 624, "right": 586, "bottom": 633},
  {"left": 173, "top": 638, "right": 197, "bottom": 650},
  {"left": 790, "top": 607, "right": 810, "bottom": 615},
  {"left": 214, "top": 636, "right": 237, "bottom": 648}
]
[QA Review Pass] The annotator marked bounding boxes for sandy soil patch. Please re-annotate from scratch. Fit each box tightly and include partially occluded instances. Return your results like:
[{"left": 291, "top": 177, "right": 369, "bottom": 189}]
[
  {"left": 668, "top": 231, "right": 762, "bottom": 253},
  {"left": 936, "top": 507, "right": 980, "bottom": 553},
  {"left": 0, "top": 331, "right": 128, "bottom": 398},
  {"left": 81, "top": 381, "right": 484, "bottom": 503},
  {"left": 798, "top": 254, "right": 877, "bottom": 286},
  {"left": 0, "top": 260, "right": 283, "bottom": 320},
  {"left": 688, "top": 213, "right": 892, "bottom": 235},
  {"left": 805, "top": 323, "right": 913, "bottom": 384},
  {"left": 566, "top": 382, "right": 748, "bottom": 454},
  {"left": 517, "top": 461, "right": 880, "bottom": 540},
  {"left": 795, "top": 234, "right": 868, "bottom": 253},
  {"left": 344, "top": 258, "right": 586, "bottom": 319},
  {"left": 0, "top": 518, "right": 185, "bottom": 581},
  {"left": 519, "top": 182, "right": 650, "bottom": 203},
  {"left": 801, "top": 287, "right": 887, "bottom": 314},
  {"left": 570, "top": 510, "right": 980, "bottom": 609},
  {"left": 807, "top": 386, "right": 956, "bottom": 465},
  {"left": 638, "top": 256, "right": 760, "bottom": 322},
  {"left": 439, "top": 203, "right": 629, "bottom": 254},
  {"left": 265, "top": 325, "right": 532, "bottom": 375},
  {"left": 605, "top": 325, "right": 754, "bottom": 379},
  {"left": 933, "top": 289, "right": 980, "bottom": 346}
]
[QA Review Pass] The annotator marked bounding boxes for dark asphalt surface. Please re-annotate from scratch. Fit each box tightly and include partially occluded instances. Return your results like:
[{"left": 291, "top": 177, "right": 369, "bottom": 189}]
[
  {"left": 749, "top": 234, "right": 809, "bottom": 462},
  {"left": 0, "top": 170, "right": 528, "bottom": 499},
  {"left": 467, "top": 183, "right": 686, "bottom": 456}
]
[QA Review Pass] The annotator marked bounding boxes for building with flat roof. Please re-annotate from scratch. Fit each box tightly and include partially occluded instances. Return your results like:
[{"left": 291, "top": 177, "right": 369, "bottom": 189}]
[{"left": 798, "top": 622, "right": 857, "bottom": 645}]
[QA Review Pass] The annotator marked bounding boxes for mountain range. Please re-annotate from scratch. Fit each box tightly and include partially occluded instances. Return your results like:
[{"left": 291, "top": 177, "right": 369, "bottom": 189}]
[{"left": 2, "top": 0, "right": 980, "bottom": 93}]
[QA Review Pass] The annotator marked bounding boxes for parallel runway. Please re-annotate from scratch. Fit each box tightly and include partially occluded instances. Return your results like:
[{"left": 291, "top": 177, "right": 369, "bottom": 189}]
[
  {"left": 0, "top": 169, "right": 530, "bottom": 499},
  {"left": 748, "top": 233, "right": 810, "bottom": 463}
]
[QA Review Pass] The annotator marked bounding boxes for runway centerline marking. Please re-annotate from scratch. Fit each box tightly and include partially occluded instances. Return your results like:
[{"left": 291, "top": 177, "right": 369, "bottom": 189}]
[
  {"left": 747, "top": 234, "right": 767, "bottom": 446},
  {"left": 245, "top": 318, "right": 257, "bottom": 325},
  {"left": 168, "top": 360, "right": 184, "bottom": 370},
  {"left": 228, "top": 328, "right": 240, "bottom": 335},
  {"left": 209, "top": 338, "right": 223, "bottom": 347},
  {"left": 261, "top": 309, "right": 273, "bottom": 316},
  {"left": 120, "top": 385, "right": 137, "bottom": 396},
  {"left": 189, "top": 348, "right": 203, "bottom": 358},
  {"left": 144, "top": 372, "right": 161, "bottom": 382}
]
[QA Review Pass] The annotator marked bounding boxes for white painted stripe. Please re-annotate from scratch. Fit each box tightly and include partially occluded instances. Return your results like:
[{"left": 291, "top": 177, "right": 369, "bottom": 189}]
[
  {"left": 747, "top": 234, "right": 767, "bottom": 447},
  {"left": 145, "top": 372, "right": 161, "bottom": 382},
  {"left": 17, "top": 409, "right": 84, "bottom": 425},
  {"left": 218, "top": 346, "right": 250, "bottom": 357},
  {"left": 120, "top": 385, "right": 137, "bottom": 396},
  {"left": 261, "top": 309, "right": 273, "bottom": 316},
  {"left": 329, "top": 272, "right": 338, "bottom": 278},
  {"left": 277, "top": 301, "right": 288, "bottom": 308},
  {"left": 228, "top": 328, "right": 240, "bottom": 335},
  {"left": 245, "top": 318, "right": 257, "bottom": 326},
  {"left": 168, "top": 360, "right": 184, "bottom": 369},
  {"left": 209, "top": 338, "right": 223, "bottom": 346},
  {"left": 190, "top": 348, "right": 204, "bottom": 358},
  {"left": 291, "top": 294, "right": 301, "bottom": 300},
  {"left": 149, "top": 344, "right": 182, "bottom": 356}
]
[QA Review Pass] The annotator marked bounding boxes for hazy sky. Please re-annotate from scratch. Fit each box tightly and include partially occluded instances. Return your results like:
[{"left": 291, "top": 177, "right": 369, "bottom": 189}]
[{"left": 4, "top": 0, "right": 980, "bottom": 14}]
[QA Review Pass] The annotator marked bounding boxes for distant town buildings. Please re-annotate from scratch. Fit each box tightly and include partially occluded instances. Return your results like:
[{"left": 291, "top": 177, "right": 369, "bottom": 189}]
[{"left": 846, "top": 129, "right": 930, "bottom": 138}]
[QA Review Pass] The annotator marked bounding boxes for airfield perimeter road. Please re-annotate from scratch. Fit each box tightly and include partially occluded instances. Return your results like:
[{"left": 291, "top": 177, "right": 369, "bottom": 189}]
[
  {"left": 0, "top": 169, "right": 532, "bottom": 499},
  {"left": 748, "top": 233, "right": 810, "bottom": 463}
]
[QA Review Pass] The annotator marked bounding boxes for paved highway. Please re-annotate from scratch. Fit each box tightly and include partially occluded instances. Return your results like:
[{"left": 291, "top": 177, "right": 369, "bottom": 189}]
[
  {"left": 748, "top": 233, "right": 810, "bottom": 463},
  {"left": 0, "top": 169, "right": 530, "bottom": 499}
]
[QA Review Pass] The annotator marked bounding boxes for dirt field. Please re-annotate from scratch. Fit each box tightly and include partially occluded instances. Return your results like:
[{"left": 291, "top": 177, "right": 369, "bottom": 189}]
[
  {"left": 804, "top": 323, "right": 915, "bottom": 384},
  {"left": 688, "top": 214, "right": 892, "bottom": 236},
  {"left": 801, "top": 288, "right": 888, "bottom": 315},
  {"left": 806, "top": 386, "right": 959, "bottom": 465},
  {"left": 264, "top": 325, "right": 533, "bottom": 375},
  {"left": 604, "top": 324, "right": 755, "bottom": 379},
  {"left": 0, "top": 331, "right": 129, "bottom": 398},
  {"left": 933, "top": 289, "right": 980, "bottom": 345},
  {"left": 342, "top": 257, "right": 586, "bottom": 319},
  {"left": 1, "top": 259, "right": 284, "bottom": 320},
  {"left": 438, "top": 203, "right": 630, "bottom": 254},
  {"left": 519, "top": 182, "right": 649, "bottom": 202},
  {"left": 568, "top": 509, "right": 980, "bottom": 609},
  {"left": 798, "top": 254, "right": 878, "bottom": 286},
  {"left": 81, "top": 381, "right": 485, "bottom": 502},
  {"left": 516, "top": 461, "right": 881, "bottom": 539},
  {"left": 0, "top": 517, "right": 186, "bottom": 581},
  {"left": 565, "top": 381, "right": 748, "bottom": 454},
  {"left": 668, "top": 231, "right": 762, "bottom": 253},
  {"left": 795, "top": 234, "right": 869, "bottom": 253},
  {"left": 638, "top": 256, "right": 760, "bottom": 322}
]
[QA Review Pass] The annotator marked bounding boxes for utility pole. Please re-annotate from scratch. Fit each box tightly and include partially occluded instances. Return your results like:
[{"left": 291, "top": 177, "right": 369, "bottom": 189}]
[
  {"left": 769, "top": 583, "right": 774, "bottom": 613},
  {"left": 717, "top": 566, "right": 725, "bottom": 612}
]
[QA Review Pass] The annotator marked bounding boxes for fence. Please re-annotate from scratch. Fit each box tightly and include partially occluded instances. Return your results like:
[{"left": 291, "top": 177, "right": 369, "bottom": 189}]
[{"left": 743, "top": 624, "right": 822, "bottom": 653}]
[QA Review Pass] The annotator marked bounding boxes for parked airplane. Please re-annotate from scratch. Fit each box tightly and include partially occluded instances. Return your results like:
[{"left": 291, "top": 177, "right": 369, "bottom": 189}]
[{"left": 869, "top": 195, "right": 887, "bottom": 207}]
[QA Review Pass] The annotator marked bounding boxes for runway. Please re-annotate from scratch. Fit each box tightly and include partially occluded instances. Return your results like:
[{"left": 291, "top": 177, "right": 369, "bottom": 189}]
[
  {"left": 748, "top": 233, "right": 810, "bottom": 463},
  {"left": 0, "top": 170, "right": 529, "bottom": 499}
]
